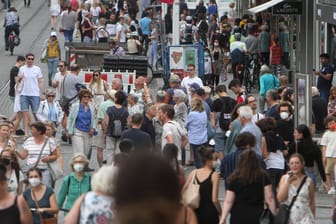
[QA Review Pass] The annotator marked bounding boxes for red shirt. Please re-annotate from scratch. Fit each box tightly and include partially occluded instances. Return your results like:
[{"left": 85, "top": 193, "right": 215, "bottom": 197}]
[{"left": 270, "top": 45, "right": 282, "bottom": 65}]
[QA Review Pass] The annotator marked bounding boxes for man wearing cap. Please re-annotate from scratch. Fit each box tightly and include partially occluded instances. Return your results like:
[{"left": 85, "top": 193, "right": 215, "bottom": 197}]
[
  {"left": 181, "top": 64, "right": 203, "bottom": 104},
  {"left": 164, "top": 73, "right": 186, "bottom": 105},
  {"left": 42, "top": 31, "right": 61, "bottom": 87},
  {"left": 180, "top": 15, "right": 197, "bottom": 44},
  {"left": 314, "top": 53, "right": 334, "bottom": 103},
  {"left": 97, "top": 89, "right": 116, "bottom": 167}
]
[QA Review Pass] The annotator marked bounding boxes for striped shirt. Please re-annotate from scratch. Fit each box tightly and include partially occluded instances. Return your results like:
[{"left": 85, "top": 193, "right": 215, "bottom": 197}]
[{"left": 23, "top": 137, "right": 56, "bottom": 169}]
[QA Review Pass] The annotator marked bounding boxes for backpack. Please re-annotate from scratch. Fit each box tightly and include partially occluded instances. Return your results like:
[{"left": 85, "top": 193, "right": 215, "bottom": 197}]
[
  {"left": 219, "top": 97, "right": 235, "bottom": 131},
  {"left": 183, "top": 24, "right": 193, "bottom": 43},
  {"left": 108, "top": 107, "right": 127, "bottom": 138}
]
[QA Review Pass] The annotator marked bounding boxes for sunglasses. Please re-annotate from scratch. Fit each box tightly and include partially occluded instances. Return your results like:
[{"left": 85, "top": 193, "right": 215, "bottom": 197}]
[
  {"left": 187, "top": 68, "right": 194, "bottom": 71},
  {"left": 83, "top": 95, "right": 91, "bottom": 98},
  {"left": 27, "top": 58, "right": 34, "bottom": 60},
  {"left": 248, "top": 99, "right": 256, "bottom": 103},
  {"left": 93, "top": 73, "right": 100, "bottom": 76},
  {"left": 47, "top": 95, "right": 55, "bottom": 97}
]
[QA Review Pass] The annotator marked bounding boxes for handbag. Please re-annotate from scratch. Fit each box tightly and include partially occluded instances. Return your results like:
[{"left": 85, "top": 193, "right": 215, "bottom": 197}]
[
  {"left": 32, "top": 189, "right": 58, "bottom": 224},
  {"left": 48, "top": 160, "right": 63, "bottom": 181},
  {"left": 274, "top": 176, "right": 307, "bottom": 224},
  {"left": 182, "top": 170, "right": 200, "bottom": 209},
  {"left": 260, "top": 208, "right": 272, "bottom": 224},
  {"left": 40, "top": 47, "right": 48, "bottom": 63}
]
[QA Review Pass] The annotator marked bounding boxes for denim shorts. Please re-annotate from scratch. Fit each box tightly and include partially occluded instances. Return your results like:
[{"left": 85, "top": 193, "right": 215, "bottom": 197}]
[{"left": 20, "top": 95, "right": 40, "bottom": 113}]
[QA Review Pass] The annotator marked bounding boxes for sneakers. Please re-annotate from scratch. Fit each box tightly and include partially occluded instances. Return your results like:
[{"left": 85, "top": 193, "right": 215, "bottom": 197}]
[{"left": 328, "top": 187, "right": 335, "bottom": 195}]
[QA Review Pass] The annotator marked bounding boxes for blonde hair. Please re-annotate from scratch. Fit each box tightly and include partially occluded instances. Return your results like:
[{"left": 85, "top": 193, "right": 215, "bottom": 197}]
[
  {"left": 190, "top": 98, "right": 204, "bottom": 112},
  {"left": 91, "top": 165, "right": 119, "bottom": 196}
]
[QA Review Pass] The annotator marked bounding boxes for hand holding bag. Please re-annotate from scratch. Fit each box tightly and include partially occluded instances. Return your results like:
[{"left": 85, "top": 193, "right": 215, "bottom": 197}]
[
  {"left": 260, "top": 207, "right": 272, "bottom": 224},
  {"left": 274, "top": 176, "right": 307, "bottom": 224},
  {"left": 182, "top": 170, "right": 200, "bottom": 209},
  {"left": 40, "top": 47, "right": 48, "bottom": 63}
]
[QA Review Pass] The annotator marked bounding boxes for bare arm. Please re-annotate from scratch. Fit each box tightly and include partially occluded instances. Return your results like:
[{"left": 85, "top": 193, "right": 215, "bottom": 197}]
[
  {"left": 219, "top": 190, "right": 235, "bottom": 224},
  {"left": 186, "top": 207, "right": 198, "bottom": 224},
  {"left": 211, "top": 172, "right": 222, "bottom": 215},
  {"left": 64, "top": 194, "right": 85, "bottom": 224},
  {"left": 16, "top": 149, "right": 28, "bottom": 160},
  {"left": 38, "top": 77, "right": 45, "bottom": 98},
  {"left": 264, "top": 184, "right": 278, "bottom": 215},
  {"left": 261, "top": 137, "right": 269, "bottom": 159},
  {"left": 18, "top": 195, "right": 33, "bottom": 224},
  {"left": 277, "top": 174, "right": 289, "bottom": 203},
  {"left": 309, "top": 178, "right": 316, "bottom": 216}
]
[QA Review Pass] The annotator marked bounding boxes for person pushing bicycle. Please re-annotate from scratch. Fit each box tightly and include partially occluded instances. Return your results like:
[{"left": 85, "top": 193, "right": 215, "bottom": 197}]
[{"left": 4, "top": 7, "right": 20, "bottom": 51}]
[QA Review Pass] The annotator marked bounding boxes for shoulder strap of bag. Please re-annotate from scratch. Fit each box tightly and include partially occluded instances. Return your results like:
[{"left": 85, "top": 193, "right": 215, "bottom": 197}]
[
  {"left": 60, "top": 75, "right": 68, "bottom": 96},
  {"left": 288, "top": 176, "right": 307, "bottom": 209},
  {"left": 32, "top": 189, "right": 44, "bottom": 223},
  {"left": 34, "top": 138, "right": 49, "bottom": 168}
]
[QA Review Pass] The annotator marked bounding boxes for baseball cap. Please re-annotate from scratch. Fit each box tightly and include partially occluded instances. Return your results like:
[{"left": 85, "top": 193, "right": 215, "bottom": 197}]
[
  {"left": 189, "top": 83, "right": 201, "bottom": 92},
  {"left": 169, "top": 73, "right": 181, "bottom": 83},
  {"left": 196, "top": 88, "right": 205, "bottom": 96}
]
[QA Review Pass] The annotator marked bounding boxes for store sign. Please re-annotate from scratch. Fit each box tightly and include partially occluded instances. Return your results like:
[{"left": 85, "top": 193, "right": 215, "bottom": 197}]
[{"left": 272, "top": 2, "right": 303, "bottom": 15}]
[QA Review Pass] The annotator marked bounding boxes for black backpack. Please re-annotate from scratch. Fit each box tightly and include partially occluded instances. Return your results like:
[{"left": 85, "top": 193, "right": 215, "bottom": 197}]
[
  {"left": 183, "top": 24, "right": 193, "bottom": 43},
  {"left": 107, "top": 107, "right": 127, "bottom": 138},
  {"left": 219, "top": 97, "right": 236, "bottom": 131}
]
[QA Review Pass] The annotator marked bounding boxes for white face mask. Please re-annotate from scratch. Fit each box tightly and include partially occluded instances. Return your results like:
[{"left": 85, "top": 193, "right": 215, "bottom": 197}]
[
  {"left": 29, "top": 178, "right": 41, "bottom": 187},
  {"left": 74, "top": 163, "right": 85, "bottom": 172},
  {"left": 214, "top": 42, "right": 219, "bottom": 46},
  {"left": 280, "top": 112, "right": 289, "bottom": 120}
]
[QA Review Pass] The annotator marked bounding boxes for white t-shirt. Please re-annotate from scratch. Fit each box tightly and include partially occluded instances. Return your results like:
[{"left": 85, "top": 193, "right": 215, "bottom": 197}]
[
  {"left": 90, "top": 6, "right": 101, "bottom": 17},
  {"left": 53, "top": 72, "right": 67, "bottom": 101},
  {"left": 116, "top": 23, "right": 126, "bottom": 43},
  {"left": 264, "top": 150, "right": 285, "bottom": 170},
  {"left": 7, "top": 169, "right": 24, "bottom": 194},
  {"left": 321, "top": 130, "right": 336, "bottom": 157},
  {"left": 19, "top": 65, "right": 43, "bottom": 96},
  {"left": 252, "top": 112, "right": 265, "bottom": 123},
  {"left": 181, "top": 76, "right": 203, "bottom": 103}
]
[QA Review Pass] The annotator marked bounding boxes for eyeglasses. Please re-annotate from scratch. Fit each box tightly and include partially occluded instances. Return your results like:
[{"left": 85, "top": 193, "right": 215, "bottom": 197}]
[
  {"left": 83, "top": 95, "right": 91, "bottom": 98},
  {"left": 187, "top": 68, "right": 194, "bottom": 71},
  {"left": 59, "top": 65, "right": 64, "bottom": 68},
  {"left": 248, "top": 99, "right": 256, "bottom": 103},
  {"left": 47, "top": 95, "right": 55, "bottom": 97},
  {"left": 27, "top": 58, "right": 34, "bottom": 60}
]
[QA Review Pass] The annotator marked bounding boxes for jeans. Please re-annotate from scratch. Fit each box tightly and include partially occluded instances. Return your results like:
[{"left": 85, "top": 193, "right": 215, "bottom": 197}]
[
  {"left": 4, "top": 24, "right": 19, "bottom": 49},
  {"left": 191, "top": 143, "right": 206, "bottom": 168},
  {"left": 47, "top": 57, "right": 59, "bottom": 81},
  {"left": 71, "top": 128, "right": 92, "bottom": 157},
  {"left": 83, "top": 36, "right": 92, "bottom": 43},
  {"left": 319, "top": 88, "right": 330, "bottom": 104},
  {"left": 304, "top": 167, "right": 317, "bottom": 188},
  {"left": 64, "top": 29, "right": 74, "bottom": 42},
  {"left": 150, "top": 41, "right": 158, "bottom": 68},
  {"left": 20, "top": 95, "right": 40, "bottom": 113}
]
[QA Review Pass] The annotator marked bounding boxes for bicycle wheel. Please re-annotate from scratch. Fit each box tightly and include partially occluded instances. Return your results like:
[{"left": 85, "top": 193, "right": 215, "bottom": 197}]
[
  {"left": 244, "top": 69, "right": 252, "bottom": 93},
  {"left": 9, "top": 39, "right": 14, "bottom": 56}
]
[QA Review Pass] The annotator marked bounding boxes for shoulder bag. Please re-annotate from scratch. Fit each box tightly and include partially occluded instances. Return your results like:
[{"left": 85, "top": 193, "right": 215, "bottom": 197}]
[
  {"left": 182, "top": 170, "right": 200, "bottom": 209},
  {"left": 32, "top": 189, "right": 58, "bottom": 224},
  {"left": 274, "top": 176, "right": 307, "bottom": 224},
  {"left": 46, "top": 139, "right": 63, "bottom": 181}
]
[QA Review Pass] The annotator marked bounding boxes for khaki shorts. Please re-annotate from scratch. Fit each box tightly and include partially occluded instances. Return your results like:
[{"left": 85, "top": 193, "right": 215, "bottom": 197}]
[
  {"left": 325, "top": 157, "right": 336, "bottom": 174},
  {"left": 93, "top": 125, "right": 104, "bottom": 149}
]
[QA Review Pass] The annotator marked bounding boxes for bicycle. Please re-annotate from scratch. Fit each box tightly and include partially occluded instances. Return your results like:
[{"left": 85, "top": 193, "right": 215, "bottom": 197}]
[
  {"left": 247, "top": 54, "right": 260, "bottom": 90},
  {"left": 8, "top": 30, "right": 20, "bottom": 56}
]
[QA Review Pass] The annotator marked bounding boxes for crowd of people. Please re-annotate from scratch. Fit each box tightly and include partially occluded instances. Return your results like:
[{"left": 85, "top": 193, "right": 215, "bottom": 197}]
[{"left": 2, "top": 0, "right": 336, "bottom": 223}]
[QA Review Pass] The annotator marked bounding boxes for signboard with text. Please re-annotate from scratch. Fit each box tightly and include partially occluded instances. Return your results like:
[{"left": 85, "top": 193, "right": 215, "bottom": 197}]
[{"left": 272, "top": 2, "right": 302, "bottom": 15}]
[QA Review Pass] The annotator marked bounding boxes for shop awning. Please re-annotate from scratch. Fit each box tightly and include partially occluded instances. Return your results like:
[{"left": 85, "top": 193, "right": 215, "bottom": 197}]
[{"left": 247, "top": 0, "right": 285, "bottom": 14}]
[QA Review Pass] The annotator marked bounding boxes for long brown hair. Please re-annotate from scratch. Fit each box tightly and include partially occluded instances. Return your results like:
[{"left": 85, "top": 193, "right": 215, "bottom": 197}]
[
  {"left": 0, "top": 147, "right": 21, "bottom": 171},
  {"left": 228, "top": 150, "right": 266, "bottom": 185}
]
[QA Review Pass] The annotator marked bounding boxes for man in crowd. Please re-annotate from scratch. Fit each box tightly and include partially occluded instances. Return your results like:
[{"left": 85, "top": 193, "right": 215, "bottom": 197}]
[
  {"left": 314, "top": 53, "right": 334, "bottom": 103},
  {"left": 246, "top": 94, "right": 264, "bottom": 123}
]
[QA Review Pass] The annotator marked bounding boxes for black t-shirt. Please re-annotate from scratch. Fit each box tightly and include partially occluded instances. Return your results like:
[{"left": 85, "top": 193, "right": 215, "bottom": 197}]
[
  {"left": 228, "top": 173, "right": 271, "bottom": 224},
  {"left": 317, "top": 64, "right": 334, "bottom": 90},
  {"left": 121, "top": 128, "right": 153, "bottom": 152},
  {"left": 212, "top": 96, "right": 237, "bottom": 113},
  {"left": 141, "top": 115, "right": 155, "bottom": 146},
  {"left": 9, "top": 65, "right": 19, "bottom": 97}
]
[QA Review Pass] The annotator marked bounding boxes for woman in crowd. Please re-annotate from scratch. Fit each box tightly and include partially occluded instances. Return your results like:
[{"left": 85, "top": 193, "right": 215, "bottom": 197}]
[
  {"left": 60, "top": 5, "right": 77, "bottom": 42},
  {"left": 0, "top": 123, "right": 15, "bottom": 153},
  {"left": 185, "top": 98, "right": 208, "bottom": 168},
  {"left": 173, "top": 89, "right": 188, "bottom": 130},
  {"left": 220, "top": 150, "right": 278, "bottom": 224},
  {"left": 88, "top": 70, "right": 108, "bottom": 110},
  {"left": 0, "top": 147, "right": 24, "bottom": 194},
  {"left": 183, "top": 146, "right": 221, "bottom": 224},
  {"left": 64, "top": 165, "right": 117, "bottom": 224},
  {"left": 67, "top": 89, "right": 96, "bottom": 157},
  {"left": 259, "top": 64, "right": 279, "bottom": 112},
  {"left": 23, "top": 168, "right": 58, "bottom": 224},
  {"left": 57, "top": 153, "right": 91, "bottom": 214},
  {"left": 162, "top": 143, "right": 185, "bottom": 188},
  {"left": 224, "top": 103, "right": 244, "bottom": 154},
  {"left": 212, "top": 39, "right": 225, "bottom": 86},
  {"left": 288, "top": 124, "right": 327, "bottom": 190},
  {"left": 277, "top": 153, "right": 315, "bottom": 223},
  {"left": 328, "top": 86, "right": 336, "bottom": 116},
  {"left": 0, "top": 163, "right": 33, "bottom": 224},
  {"left": 96, "top": 17, "right": 109, "bottom": 43},
  {"left": 115, "top": 153, "right": 197, "bottom": 224},
  {"left": 256, "top": 117, "right": 287, "bottom": 193},
  {"left": 16, "top": 122, "right": 57, "bottom": 186},
  {"left": 36, "top": 89, "right": 64, "bottom": 127}
]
